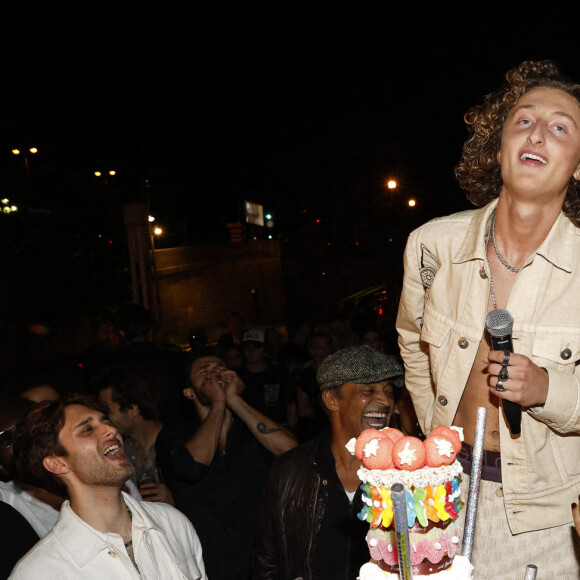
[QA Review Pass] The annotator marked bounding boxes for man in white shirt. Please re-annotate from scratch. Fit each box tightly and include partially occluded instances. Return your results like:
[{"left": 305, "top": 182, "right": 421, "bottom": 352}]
[{"left": 9, "top": 394, "right": 206, "bottom": 579}]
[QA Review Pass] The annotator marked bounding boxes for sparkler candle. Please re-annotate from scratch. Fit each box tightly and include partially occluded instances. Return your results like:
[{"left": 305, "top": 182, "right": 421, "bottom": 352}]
[
  {"left": 391, "top": 483, "right": 413, "bottom": 580},
  {"left": 523, "top": 565, "right": 537, "bottom": 579},
  {"left": 461, "top": 407, "right": 487, "bottom": 561}
]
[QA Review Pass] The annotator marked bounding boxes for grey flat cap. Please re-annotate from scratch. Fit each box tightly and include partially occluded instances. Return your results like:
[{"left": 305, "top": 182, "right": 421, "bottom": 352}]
[{"left": 317, "top": 345, "right": 404, "bottom": 391}]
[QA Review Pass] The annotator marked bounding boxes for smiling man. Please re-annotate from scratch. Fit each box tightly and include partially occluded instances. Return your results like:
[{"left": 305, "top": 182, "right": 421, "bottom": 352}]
[
  {"left": 252, "top": 345, "right": 403, "bottom": 580},
  {"left": 397, "top": 60, "right": 580, "bottom": 577},
  {"left": 8, "top": 395, "right": 207, "bottom": 579}
]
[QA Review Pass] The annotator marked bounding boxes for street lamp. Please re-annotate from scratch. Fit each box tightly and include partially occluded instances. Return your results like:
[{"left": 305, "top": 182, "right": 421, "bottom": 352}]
[
  {"left": 94, "top": 169, "right": 117, "bottom": 186},
  {"left": 12, "top": 147, "right": 38, "bottom": 179},
  {"left": 385, "top": 178, "right": 398, "bottom": 208},
  {"left": 1, "top": 198, "right": 18, "bottom": 214}
]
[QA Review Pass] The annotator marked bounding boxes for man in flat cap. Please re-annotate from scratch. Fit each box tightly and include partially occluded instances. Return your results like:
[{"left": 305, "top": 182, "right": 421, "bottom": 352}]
[{"left": 252, "top": 345, "right": 404, "bottom": 580}]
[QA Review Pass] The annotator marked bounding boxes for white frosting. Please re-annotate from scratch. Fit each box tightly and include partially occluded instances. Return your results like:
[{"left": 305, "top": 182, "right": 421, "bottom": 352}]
[
  {"left": 397, "top": 441, "right": 417, "bottom": 465},
  {"left": 346, "top": 437, "right": 357, "bottom": 454},
  {"left": 358, "top": 556, "right": 473, "bottom": 580},
  {"left": 434, "top": 438, "right": 453, "bottom": 457},
  {"left": 358, "top": 460, "right": 463, "bottom": 489},
  {"left": 365, "top": 439, "right": 380, "bottom": 457},
  {"left": 449, "top": 426, "right": 464, "bottom": 441}
]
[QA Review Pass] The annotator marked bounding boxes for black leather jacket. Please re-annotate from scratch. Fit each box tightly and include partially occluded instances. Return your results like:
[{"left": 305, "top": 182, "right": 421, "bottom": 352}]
[{"left": 252, "top": 431, "right": 367, "bottom": 580}]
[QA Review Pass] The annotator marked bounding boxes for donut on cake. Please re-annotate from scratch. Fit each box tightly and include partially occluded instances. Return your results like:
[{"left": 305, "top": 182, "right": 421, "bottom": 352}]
[{"left": 346, "top": 426, "right": 473, "bottom": 579}]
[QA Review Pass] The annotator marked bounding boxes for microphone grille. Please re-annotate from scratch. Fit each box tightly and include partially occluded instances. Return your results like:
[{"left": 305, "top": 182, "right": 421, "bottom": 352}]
[{"left": 485, "top": 309, "right": 513, "bottom": 337}]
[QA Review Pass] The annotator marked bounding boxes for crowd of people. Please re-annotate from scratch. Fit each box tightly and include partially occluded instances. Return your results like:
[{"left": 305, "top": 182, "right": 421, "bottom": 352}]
[
  {"left": 0, "top": 301, "right": 416, "bottom": 579},
  {"left": 2, "top": 58, "right": 580, "bottom": 579}
]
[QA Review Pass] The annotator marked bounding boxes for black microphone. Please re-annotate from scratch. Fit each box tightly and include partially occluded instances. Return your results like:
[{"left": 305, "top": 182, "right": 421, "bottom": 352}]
[{"left": 485, "top": 309, "right": 521, "bottom": 435}]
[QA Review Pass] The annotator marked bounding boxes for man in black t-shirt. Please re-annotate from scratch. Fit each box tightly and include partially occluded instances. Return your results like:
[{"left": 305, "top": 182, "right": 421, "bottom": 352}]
[{"left": 237, "top": 329, "right": 297, "bottom": 428}]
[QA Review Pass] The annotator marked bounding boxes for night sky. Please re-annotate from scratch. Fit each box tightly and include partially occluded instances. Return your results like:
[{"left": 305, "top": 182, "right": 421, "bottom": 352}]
[
  {"left": 1, "top": 6, "right": 579, "bottom": 334},
  {"left": 3, "top": 7, "right": 579, "bottom": 243}
]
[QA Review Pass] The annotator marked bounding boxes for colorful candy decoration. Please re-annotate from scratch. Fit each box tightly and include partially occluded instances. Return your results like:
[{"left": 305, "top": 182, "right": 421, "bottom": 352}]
[
  {"left": 354, "top": 428, "right": 392, "bottom": 461},
  {"left": 352, "top": 425, "right": 466, "bottom": 530},
  {"left": 412, "top": 487, "right": 428, "bottom": 527},
  {"left": 362, "top": 437, "right": 395, "bottom": 470},
  {"left": 392, "top": 436, "right": 426, "bottom": 471},
  {"left": 353, "top": 425, "right": 463, "bottom": 471},
  {"left": 358, "top": 476, "right": 464, "bottom": 529},
  {"left": 429, "top": 425, "right": 462, "bottom": 453},
  {"left": 379, "top": 427, "right": 406, "bottom": 444}
]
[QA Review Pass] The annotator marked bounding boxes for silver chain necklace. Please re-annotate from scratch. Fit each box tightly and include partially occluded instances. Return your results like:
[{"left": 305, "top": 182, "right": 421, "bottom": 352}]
[
  {"left": 490, "top": 209, "right": 521, "bottom": 273},
  {"left": 485, "top": 239, "right": 498, "bottom": 310},
  {"left": 484, "top": 212, "right": 499, "bottom": 310}
]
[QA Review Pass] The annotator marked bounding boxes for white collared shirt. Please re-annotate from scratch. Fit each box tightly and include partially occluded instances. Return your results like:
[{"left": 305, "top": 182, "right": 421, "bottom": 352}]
[
  {"left": 9, "top": 492, "right": 206, "bottom": 579},
  {"left": 0, "top": 479, "right": 142, "bottom": 539},
  {"left": 0, "top": 481, "right": 58, "bottom": 538}
]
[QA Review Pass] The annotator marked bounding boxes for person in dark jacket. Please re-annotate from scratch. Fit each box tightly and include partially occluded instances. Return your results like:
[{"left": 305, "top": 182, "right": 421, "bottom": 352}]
[
  {"left": 252, "top": 345, "right": 404, "bottom": 580},
  {"left": 156, "top": 349, "right": 297, "bottom": 580}
]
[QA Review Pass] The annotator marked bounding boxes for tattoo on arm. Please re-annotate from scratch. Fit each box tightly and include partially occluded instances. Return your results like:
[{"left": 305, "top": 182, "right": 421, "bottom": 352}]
[{"left": 257, "top": 422, "right": 281, "bottom": 435}]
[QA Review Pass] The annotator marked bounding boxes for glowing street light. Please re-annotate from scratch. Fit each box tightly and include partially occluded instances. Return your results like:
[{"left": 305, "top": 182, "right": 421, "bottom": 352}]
[
  {"left": 385, "top": 179, "right": 398, "bottom": 208},
  {"left": 153, "top": 226, "right": 163, "bottom": 236},
  {"left": 408, "top": 198, "right": 416, "bottom": 207},
  {"left": 1, "top": 198, "right": 18, "bottom": 214},
  {"left": 94, "top": 169, "right": 117, "bottom": 186},
  {"left": 12, "top": 147, "right": 38, "bottom": 156},
  {"left": 12, "top": 146, "right": 38, "bottom": 179}
]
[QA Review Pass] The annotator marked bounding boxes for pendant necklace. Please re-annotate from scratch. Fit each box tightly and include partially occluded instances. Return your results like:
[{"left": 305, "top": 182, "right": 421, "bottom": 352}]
[{"left": 124, "top": 502, "right": 133, "bottom": 548}]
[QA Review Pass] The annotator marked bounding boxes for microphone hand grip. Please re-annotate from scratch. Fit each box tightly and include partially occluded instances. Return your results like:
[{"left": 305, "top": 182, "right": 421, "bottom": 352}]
[{"left": 487, "top": 309, "right": 522, "bottom": 436}]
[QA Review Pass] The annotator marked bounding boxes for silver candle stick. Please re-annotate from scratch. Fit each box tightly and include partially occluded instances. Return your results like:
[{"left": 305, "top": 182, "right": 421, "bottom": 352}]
[
  {"left": 392, "top": 483, "right": 413, "bottom": 580},
  {"left": 523, "top": 564, "right": 537, "bottom": 579},
  {"left": 461, "top": 406, "right": 487, "bottom": 561}
]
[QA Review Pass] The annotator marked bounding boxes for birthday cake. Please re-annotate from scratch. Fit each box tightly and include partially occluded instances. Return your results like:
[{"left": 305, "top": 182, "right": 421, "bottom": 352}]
[{"left": 347, "top": 426, "right": 473, "bottom": 580}]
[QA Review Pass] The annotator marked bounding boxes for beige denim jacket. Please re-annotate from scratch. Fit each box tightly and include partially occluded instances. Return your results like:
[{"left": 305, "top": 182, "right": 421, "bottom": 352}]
[{"left": 396, "top": 200, "right": 580, "bottom": 534}]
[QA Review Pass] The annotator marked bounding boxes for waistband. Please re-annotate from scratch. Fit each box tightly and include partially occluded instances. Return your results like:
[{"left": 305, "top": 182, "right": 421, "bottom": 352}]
[{"left": 457, "top": 442, "right": 502, "bottom": 483}]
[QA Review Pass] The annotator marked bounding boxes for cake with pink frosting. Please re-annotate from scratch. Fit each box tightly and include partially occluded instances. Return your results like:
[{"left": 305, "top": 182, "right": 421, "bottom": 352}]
[{"left": 346, "top": 426, "right": 474, "bottom": 580}]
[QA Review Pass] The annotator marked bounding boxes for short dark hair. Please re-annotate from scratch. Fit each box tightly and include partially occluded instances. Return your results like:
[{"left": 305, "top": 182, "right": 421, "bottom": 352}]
[
  {"left": 187, "top": 346, "right": 222, "bottom": 369},
  {"left": 93, "top": 364, "right": 160, "bottom": 421},
  {"left": 186, "top": 348, "right": 225, "bottom": 389},
  {"left": 12, "top": 395, "right": 108, "bottom": 497}
]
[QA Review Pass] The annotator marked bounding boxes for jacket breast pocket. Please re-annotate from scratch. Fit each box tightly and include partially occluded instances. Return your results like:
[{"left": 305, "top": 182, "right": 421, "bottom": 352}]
[
  {"left": 420, "top": 306, "right": 453, "bottom": 379},
  {"left": 531, "top": 330, "right": 580, "bottom": 372}
]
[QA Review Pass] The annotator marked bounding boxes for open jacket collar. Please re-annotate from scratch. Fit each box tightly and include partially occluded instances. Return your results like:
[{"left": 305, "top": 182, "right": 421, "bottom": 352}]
[{"left": 453, "top": 199, "right": 576, "bottom": 273}]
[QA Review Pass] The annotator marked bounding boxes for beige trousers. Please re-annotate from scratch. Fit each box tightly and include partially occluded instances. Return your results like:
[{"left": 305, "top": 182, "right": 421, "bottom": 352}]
[{"left": 459, "top": 475, "right": 580, "bottom": 579}]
